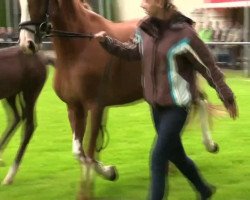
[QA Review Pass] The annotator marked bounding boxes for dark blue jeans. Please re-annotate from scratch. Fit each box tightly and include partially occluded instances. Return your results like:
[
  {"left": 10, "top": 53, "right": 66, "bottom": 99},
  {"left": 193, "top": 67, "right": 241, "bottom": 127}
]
[{"left": 150, "top": 105, "right": 209, "bottom": 200}]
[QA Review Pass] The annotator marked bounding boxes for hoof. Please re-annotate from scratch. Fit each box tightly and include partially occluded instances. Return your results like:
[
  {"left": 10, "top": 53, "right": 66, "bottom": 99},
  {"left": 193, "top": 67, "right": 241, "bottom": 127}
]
[
  {"left": 207, "top": 142, "right": 219, "bottom": 153},
  {"left": 105, "top": 166, "right": 118, "bottom": 181},
  {"left": 212, "top": 143, "right": 219, "bottom": 153},
  {"left": 1, "top": 178, "right": 13, "bottom": 185},
  {"left": 94, "top": 163, "right": 118, "bottom": 181}
]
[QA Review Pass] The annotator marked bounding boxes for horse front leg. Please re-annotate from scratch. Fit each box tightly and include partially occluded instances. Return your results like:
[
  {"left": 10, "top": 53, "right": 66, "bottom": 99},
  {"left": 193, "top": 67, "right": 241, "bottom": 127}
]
[
  {"left": 88, "top": 106, "right": 117, "bottom": 181},
  {"left": 199, "top": 99, "right": 219, "bottom": 153},
  {"left": 67, "top": 105, "right": 87, "bottom": 163},
  {"left": 0, "top": 96, "right": 21, "bottom": 167},
  {"left": 67, "top": 105, "right": 93, "bottom": 200}
]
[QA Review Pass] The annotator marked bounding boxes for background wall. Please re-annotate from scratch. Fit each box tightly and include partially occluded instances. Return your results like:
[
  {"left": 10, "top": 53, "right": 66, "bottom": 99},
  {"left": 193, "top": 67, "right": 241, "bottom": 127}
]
[
  {"left": 0, "top": 0, "right": 6, "bottom": 27},
  {"left": 113, "top": 0, "right": 146, "bottom": 21},
  {"left": 113, "top": 0, "right": 203, "bottom": 21}
]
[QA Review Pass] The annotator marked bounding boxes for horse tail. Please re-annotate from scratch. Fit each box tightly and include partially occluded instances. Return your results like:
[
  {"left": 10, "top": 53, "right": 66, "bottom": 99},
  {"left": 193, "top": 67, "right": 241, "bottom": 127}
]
[
  {"left": 206, "top": 102, "right": 227, "bottom": 118},
  {"left": 197, "top": 90, "right": 227, "bottom": 127},
  {"left": 96, "top": 124, "right": 110, "bottom": 153}
]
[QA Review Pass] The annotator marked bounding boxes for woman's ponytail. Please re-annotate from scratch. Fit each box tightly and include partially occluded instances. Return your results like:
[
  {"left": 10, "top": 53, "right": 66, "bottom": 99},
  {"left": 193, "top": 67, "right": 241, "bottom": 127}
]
[{"left": 164, "top": 1, "right": 176, "bottom": 11}]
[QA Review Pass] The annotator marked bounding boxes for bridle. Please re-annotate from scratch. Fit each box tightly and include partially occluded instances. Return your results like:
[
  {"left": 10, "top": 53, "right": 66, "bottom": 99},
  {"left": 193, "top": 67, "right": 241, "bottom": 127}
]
[{"left": 18, "top": 0, "right": 94, "bottom": 43}]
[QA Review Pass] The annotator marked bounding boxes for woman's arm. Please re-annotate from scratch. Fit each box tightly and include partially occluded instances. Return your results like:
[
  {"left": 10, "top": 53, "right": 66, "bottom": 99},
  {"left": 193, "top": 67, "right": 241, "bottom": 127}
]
[
  {"left": 183, "top": 30, "right": 238, "bottom": 118},
  {"left": 94, "top": 31, "right": 141, "bottom": 61}
]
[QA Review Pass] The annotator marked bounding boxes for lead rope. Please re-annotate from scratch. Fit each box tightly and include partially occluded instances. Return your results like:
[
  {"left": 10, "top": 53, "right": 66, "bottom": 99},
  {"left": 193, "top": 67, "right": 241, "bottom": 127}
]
[{"left": 95, "top": 57, "right": 116, "bottom": 152}]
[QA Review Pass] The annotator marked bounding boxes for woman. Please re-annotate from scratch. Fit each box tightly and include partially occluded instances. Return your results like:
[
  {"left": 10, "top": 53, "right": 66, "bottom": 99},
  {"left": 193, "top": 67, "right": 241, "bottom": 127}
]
[{"left": 94, "top": 0, "right": 238, "bottom": 199}]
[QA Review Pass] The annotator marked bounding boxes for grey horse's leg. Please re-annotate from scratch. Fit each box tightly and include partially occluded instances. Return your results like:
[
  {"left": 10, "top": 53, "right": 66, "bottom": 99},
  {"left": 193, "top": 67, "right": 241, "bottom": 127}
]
[
  {"left": 0, "top": 96, "right": 21, "bottom": 167},
  {"left": 199, "top": 99, "right": 219, "bottom": 153},
  {"left": 2, "top": 88, "right": 41, "bottom": 184}
]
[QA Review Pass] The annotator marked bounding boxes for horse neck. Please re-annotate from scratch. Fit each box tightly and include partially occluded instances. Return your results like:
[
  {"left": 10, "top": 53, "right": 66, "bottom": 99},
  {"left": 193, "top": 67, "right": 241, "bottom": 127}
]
[
  {"left": 50, "top": 0, "right": 80, "bottom": 29},
  {"left": 49, "top": 0, "right": 108, "bottom": 59}
]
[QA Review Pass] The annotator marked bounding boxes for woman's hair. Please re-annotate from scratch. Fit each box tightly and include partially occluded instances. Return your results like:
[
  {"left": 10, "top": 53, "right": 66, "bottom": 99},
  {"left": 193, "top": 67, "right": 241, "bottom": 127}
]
[{"left": 163, "top": 0, "right": 177, "bottom": 11}]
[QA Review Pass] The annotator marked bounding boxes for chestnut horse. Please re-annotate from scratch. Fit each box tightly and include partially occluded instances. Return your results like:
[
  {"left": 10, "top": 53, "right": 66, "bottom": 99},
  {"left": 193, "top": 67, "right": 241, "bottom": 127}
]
[
  {"left": 19, "top": 0, "right": 142, "bottom": 181},
  {"left": 18, "top": 0, "right": 218, "bottom": 198},
  {"left": 0, "top": 46, "right": 49, "bottom": 185}
]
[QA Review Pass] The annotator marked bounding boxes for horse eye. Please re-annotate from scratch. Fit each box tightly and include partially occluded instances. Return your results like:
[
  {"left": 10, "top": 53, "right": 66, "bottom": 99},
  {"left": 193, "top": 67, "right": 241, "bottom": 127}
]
[
  {"left": 39, "top": 22, "right": 47, "bottom": 33},
  {"left": 47, "top": 23, "right": 53, "bottom": 32}
]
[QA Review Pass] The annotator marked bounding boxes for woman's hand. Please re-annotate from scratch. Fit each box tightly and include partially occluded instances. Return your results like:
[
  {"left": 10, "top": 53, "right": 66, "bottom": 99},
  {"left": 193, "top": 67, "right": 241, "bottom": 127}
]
[{"left": 94, "top": 31, "right": 107, "bottom": 42}]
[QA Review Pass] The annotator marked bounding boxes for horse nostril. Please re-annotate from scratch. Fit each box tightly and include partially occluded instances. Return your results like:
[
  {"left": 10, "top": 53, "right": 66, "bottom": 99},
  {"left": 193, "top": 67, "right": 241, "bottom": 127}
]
[{"left": 28, "top": 40, "right": 37, "bottom": 53}]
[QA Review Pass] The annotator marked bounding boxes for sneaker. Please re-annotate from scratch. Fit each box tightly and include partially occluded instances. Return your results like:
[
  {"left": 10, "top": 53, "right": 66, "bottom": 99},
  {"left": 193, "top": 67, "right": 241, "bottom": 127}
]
[{"left": 200, "top": 185, "right": 216, "bottom": 200}]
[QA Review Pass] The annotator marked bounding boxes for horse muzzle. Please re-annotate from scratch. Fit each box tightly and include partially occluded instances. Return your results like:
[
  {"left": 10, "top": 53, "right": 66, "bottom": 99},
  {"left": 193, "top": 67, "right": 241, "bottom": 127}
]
[{"left": 19, "top": 30, "right": 40, "bottom": 54}]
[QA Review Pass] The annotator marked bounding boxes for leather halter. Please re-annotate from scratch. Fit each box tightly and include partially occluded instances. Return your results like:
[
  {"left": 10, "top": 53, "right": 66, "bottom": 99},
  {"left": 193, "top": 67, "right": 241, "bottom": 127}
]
[{"left": 19, "top": 0, "right": 94, "bottom": 42}]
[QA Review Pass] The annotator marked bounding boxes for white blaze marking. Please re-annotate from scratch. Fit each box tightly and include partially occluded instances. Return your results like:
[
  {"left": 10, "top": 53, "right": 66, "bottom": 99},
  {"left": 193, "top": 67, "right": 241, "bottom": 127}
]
[
  {"left": 72, "top": 133, "right": 81, "bottom": 156},
  {"left": 2, "top": 163, "right": 18, "bottom": 185},
  {"left": 19, "top": 0, "right": 35, "bottom": 49},
  {"left": 20, "top": 0, "right": 31, "bottom": 23}
]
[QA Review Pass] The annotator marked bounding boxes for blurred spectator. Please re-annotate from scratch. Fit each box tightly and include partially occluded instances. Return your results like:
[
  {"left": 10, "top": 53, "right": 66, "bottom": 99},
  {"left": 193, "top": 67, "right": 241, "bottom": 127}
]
[
  {"left": 212, "top": 21, "right": 222, "bottom": 42},
  {"left": 0, "top": 27, "right": 7, "bottom": 42},
  {"left": 198, "top": 19, "right": 244, "bottom": 70},
  {"left": 226, "top": 23, "right": 235, "bottom": 42},
  {"left": 5, "top": 27, "right": 14, "bottom": 42},
  {"left": 215, "top": 21, "right": 231, "bottom": 65},
  {"left": 226, "top": 22, "right": 243, "bottom": 69},
  {"left": 211, "top": 21, "right": 222, "bottom": 62},
  {"left": 194, "top": 22, "right": 203, "bottom": 33},
  {"left": 11, "top": 29, "right": 19, "bottom": 42},
  {"left": 198, "top": 21, "right": 214, "bottom": 42},
  {"left": 0, "top": 27, "right": 19, "bottom": 48},
  {"left": 229, "top": 22, "right": 243, "bottom": 42},
  {"left": 220, "top": 20, "right": 232, "bottom": 42}
]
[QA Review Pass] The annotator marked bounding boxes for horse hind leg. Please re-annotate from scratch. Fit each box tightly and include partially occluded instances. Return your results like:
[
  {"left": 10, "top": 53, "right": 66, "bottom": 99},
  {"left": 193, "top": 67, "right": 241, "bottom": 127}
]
[
  {"left": 88, "top": 106, "right": 117, "bottom": 181},
  {"left": 0, "top": 95, "right": 21, "bottom": 167},
  {"left": 2, "top": 90, "right": 39, "bottom": 185},
  {"left": 199, "top": 99, "right": 219, "bottom": 153}
]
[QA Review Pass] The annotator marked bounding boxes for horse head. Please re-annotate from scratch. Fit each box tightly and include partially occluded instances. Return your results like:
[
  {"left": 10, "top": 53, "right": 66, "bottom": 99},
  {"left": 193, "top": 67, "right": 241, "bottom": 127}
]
[{"left": 19, "top": 0, "right": 49, "bottom": 54}]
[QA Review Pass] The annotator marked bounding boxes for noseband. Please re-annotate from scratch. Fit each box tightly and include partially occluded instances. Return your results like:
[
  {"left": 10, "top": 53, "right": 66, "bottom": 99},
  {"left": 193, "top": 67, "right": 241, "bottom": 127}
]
[
  {"left": 19, "top": 16, "right": 52, "bottom": 44},
  {"left": 19, "top": 0, "right": 94, "bottom": 42}
]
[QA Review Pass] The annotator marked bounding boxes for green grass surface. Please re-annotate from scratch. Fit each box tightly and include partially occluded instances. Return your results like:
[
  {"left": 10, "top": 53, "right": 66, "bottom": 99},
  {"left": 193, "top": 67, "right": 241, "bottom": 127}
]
[{"left": 0, "top": 69, "right": 249, "bottom": 200}]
